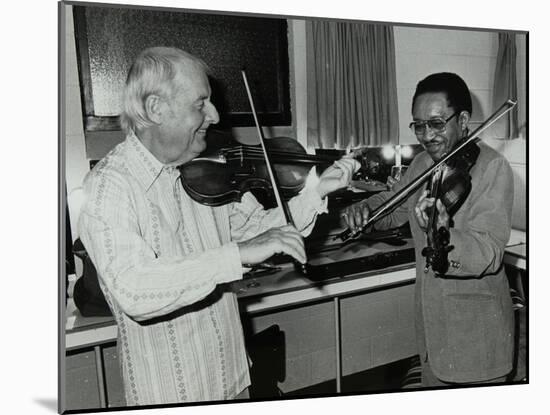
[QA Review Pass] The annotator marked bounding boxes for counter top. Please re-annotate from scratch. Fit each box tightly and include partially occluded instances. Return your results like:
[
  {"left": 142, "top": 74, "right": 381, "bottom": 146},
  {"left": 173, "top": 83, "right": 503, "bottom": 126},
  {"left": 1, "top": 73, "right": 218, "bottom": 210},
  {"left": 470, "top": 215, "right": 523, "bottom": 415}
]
[
  {"left": 65, "top": 263, "right": 417, "bottom": 350},
  {"left": 65, "top": 229, "right": 527, "bottom": 351},
  {"left": 65, "top": 237, "right": 417, "bottom": 350}
]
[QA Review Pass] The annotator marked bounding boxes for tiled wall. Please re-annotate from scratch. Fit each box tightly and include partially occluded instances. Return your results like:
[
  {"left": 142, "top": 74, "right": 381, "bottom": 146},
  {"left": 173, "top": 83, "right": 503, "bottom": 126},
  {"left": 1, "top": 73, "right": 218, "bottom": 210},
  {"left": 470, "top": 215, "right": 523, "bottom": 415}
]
[
  {"left": 394, "top": 27, "right": 527, "bottom": 232},
  {"left": 485, "top": 137, "right": 527, "bottom": 230},
  {"left": 65, "top": 13, "right": 527, "bottom": 234},
  {"left": 395, "top": 27, "right": 527, "bottom": 144}
]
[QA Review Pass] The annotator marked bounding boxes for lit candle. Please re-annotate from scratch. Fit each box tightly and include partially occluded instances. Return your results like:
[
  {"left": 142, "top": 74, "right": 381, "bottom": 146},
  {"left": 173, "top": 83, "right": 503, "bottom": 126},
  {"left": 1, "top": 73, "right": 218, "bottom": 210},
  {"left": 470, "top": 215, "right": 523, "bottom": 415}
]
[{"left": 395, "top": 145, "right": 401, "bottom": 167}]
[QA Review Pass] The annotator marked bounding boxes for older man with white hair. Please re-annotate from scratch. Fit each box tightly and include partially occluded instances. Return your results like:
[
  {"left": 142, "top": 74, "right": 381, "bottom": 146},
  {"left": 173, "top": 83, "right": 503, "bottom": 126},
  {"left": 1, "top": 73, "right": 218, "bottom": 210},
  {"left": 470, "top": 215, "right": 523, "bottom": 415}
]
[{"left": 78, "top": 46, "right": 358, "bottom": 405}]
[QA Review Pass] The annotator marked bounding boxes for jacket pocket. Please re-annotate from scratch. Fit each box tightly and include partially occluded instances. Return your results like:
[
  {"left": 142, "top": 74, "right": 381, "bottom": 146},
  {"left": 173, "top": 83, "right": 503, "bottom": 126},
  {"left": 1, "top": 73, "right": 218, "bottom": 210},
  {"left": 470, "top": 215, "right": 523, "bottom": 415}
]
[{"left": 442, "top": 293, "right": 505, "bottom": 375}]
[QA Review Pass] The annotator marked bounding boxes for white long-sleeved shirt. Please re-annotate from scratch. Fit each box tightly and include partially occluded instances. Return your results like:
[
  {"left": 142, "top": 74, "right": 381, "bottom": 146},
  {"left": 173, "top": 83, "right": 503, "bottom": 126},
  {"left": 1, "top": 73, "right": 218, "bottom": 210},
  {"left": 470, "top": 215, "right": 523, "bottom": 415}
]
[{"left": 78, "top": 132, "right": 327, "bottom": 405}]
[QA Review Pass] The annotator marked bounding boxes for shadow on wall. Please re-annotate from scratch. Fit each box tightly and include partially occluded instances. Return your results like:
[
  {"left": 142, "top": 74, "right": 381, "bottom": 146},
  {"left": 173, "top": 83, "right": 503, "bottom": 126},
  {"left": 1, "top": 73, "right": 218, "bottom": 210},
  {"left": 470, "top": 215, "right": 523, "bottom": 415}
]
[{"left": 245, "top": 324, "right": 286, "bottom": 399}]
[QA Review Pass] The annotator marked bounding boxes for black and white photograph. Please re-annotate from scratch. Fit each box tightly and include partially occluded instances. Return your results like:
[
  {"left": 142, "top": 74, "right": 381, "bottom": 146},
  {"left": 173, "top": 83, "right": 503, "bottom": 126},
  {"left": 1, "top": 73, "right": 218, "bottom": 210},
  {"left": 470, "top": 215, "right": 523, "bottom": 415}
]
[
  {"left": 39, "top": 0, "right": 539, "bottom": 413},
  {"left": 57, "top": 0, "right": 531, "bottom": 413}
]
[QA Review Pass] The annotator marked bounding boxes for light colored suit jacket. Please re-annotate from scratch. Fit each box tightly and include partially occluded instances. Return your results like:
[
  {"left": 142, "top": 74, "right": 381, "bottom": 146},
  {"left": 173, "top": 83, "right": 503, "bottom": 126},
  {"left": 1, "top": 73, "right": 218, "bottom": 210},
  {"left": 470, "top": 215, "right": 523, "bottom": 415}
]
[{"left": 367, "top": 142, "right": 514, "bottom": 382}]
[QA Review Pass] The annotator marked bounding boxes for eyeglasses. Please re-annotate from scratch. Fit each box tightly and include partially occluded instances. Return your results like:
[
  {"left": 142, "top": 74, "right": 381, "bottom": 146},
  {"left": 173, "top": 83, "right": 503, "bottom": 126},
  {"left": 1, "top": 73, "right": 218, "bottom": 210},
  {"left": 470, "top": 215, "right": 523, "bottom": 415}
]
[{"left": 409, "top": 112, "right": 459, "bottom": 137}]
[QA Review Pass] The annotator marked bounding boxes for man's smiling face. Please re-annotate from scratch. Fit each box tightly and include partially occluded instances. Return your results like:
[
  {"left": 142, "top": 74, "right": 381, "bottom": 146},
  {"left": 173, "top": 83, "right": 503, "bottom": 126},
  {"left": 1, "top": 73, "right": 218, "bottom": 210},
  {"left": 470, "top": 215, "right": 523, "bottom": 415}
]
[
  {"left": 412, "top": 92, "right": 463, "bottom": 162},
  {"left": 157, "top": 62, "right": 220, "bottom": 165}
]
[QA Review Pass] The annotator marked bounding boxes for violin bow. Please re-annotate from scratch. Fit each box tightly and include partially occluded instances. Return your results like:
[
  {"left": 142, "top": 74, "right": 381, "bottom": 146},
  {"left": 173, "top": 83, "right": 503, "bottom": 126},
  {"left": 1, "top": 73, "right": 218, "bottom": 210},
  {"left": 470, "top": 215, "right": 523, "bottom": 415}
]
[
  {"left": 241, "top": 70, "right": 309, "bottom": 275},
  {"left": 336, "top": 99, "right": 518, "bottom": 242}
]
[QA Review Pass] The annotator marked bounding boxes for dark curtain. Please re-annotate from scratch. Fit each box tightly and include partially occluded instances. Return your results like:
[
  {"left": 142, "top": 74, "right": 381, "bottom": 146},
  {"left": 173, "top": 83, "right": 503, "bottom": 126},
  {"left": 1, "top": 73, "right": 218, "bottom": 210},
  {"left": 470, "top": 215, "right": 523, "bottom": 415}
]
[{"left": 493, "top": 32, "right": 519, "bottom": 139}]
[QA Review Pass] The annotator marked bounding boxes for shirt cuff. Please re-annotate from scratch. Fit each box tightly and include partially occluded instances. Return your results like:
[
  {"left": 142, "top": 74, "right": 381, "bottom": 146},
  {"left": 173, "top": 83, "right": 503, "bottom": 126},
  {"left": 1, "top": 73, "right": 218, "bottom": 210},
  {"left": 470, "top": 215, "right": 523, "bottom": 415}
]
[
  {"left": 212, "top": 242, "right": 245, "bottom": 284},
  {"left": 300, "top": 188, "right": 328, "bottom": 214},
  {"left": 446, "top": 228, "right": 465, "bottom": 275}
]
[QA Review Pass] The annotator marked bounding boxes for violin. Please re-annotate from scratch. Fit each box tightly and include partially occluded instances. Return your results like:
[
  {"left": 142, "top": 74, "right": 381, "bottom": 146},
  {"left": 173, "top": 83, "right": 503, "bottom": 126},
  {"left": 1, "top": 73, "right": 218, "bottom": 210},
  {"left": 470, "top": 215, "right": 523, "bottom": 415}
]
[
  {"left": 420, "top": 139, "right": 479, "bottom": 274},
  {"left": 336, "top": 99, "right": 518, "bottom": 246},
  {"left": 178, "top": 70, "right": 367, "bottom": 277},
  {"left": 432, "top": 139, "right": 480, "bottom": 215},
  {"left": 178, "top": 134, "right": 367, "bottom": 207}
]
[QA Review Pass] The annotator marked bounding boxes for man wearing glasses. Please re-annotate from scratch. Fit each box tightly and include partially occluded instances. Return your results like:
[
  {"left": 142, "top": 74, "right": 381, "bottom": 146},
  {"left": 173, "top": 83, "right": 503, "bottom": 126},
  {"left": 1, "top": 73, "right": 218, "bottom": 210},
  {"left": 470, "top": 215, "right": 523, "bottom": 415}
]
[{"left": 342, "top": 72, "right": 515, "bottom": 387}]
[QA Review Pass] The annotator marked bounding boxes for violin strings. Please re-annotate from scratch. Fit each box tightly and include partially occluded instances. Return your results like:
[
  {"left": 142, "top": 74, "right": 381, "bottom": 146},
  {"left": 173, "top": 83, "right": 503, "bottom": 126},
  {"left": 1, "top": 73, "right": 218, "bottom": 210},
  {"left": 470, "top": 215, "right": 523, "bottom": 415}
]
[
  {"left": 224, "top": 146, "right": 329, "bottom": 159},
  {"left": 224, "top": 153, "right": 332, "bottom": 164},
  {"left": 223, "top": 147, "right": 336, "bottom": 163},
  {"left": 225, "top": 155, "right": 325, "bottom": 164}
]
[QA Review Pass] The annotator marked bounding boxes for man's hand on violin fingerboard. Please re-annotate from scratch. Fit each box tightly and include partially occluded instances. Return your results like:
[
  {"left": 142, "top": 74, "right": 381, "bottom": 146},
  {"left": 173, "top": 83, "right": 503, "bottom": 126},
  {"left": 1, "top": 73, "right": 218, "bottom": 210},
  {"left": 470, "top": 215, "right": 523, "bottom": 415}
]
[{"left": 414, "top": 190, "right": 450, "bottom": 232}]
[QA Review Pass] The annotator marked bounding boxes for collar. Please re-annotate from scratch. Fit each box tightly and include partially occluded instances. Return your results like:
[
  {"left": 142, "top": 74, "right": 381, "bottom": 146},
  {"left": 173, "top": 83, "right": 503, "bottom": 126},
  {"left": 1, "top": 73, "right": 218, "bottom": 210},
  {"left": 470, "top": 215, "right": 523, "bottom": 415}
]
[{"left": 125, "top": 131, "right": 172, "bottom": 193}]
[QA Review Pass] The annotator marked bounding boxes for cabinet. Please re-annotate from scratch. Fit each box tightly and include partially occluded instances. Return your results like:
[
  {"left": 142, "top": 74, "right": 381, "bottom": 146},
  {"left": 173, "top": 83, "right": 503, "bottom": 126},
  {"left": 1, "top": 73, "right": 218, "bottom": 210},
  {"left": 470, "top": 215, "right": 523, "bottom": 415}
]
[
  {"left": 64, "top": 267, "right": 417, "bottom": 410},
  {"left": 65, "top": 344, "right": 125, "bottom": 409}
]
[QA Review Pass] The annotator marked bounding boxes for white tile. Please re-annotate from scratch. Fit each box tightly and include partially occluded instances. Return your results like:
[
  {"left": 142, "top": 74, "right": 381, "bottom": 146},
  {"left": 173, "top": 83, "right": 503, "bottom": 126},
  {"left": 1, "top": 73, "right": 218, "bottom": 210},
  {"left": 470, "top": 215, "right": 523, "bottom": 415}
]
[
  {"left": 395, "top": 26, "right": 495, "bottom": 56},
  {"left": 469, "top": 89, "right": 493, "bottom": 122},
  {"left": 516, "top": 33, "right": 527, "bottom": 57},
  {"left": 397, "top": 88, "right": 418, "bottom": 144},
  {"left": 463, "top": 56, "right": 496, "bottom": 90}
]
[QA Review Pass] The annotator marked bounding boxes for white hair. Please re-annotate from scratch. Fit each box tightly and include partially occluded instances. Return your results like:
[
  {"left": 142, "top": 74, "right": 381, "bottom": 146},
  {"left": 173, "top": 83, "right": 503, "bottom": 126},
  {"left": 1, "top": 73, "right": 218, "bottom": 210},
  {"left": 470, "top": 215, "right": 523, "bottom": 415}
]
[{"left": 120, "top": 46, "right": 209, "bottom": 134}]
